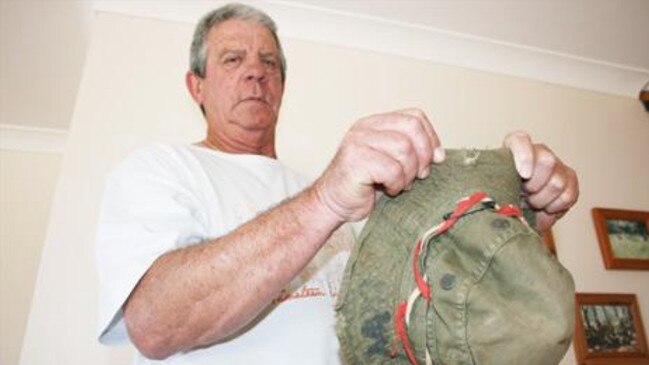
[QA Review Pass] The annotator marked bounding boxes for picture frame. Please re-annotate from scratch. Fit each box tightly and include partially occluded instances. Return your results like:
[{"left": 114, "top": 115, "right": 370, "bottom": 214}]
[
  {"left": 574, "top": 293, "right": 649, "bottom": 365},
  {"left": 542, "top": 228, "right": 557, "bottom": 256},
  {"left": 592, "top": 208, "right": 649, "bottom": 270}
]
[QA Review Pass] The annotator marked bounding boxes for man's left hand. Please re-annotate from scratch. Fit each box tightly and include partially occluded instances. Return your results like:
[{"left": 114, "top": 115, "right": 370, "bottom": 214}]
[{"left": 503, "top": 131, "right": 579, "bottom": 231}]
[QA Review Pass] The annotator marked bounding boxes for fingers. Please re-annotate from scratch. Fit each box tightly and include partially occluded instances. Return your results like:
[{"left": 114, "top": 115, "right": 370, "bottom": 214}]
[
  {"left": 397, "top": 108, "right": 445, "bottom": 164},
  {"left": 522, "top": 144, "right": 556, "bottom": 194},
  {"left": 315, "top": 108, "right": 443, "bottom": 222},
  {"left": 535, "top": 211, "right": 564, "bottom": 232},
  {"left": 357, "top": 108, "right": 443, "bottom": 178},
  {"left": 504, "top": 131, "right": 579, "bottom": 230},
  {"left": 503, "top": 130, "right": 534, "bottom": 179},
  {"left": 522, "top": 148, "right": 578, "bottom": 214},
  {"left": 544, "top": 167, "right": 579, "bottom": 214},
  {"left": 359, "top": 145, "right": 409, "bottom": 196},
  {"left": 359, "top": 130, "right": 419, "bottom": 190}
]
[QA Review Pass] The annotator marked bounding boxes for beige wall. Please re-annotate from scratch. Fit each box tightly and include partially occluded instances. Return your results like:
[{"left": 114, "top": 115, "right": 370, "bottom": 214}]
[
  {"left": 15, "top": 11, "right": 649, "bottom": 365},
  {"left": 0, "top": 150, "right": 61, "bottom": 365},
  {"left": 0, "top": 1, "right": 92, "bottom": 130}
]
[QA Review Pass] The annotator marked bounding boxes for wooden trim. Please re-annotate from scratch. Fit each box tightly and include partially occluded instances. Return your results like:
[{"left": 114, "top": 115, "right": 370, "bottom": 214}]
[
  {"left": 639, "top": 90, "right": 649, "bottom": 102},
  {"left": 542, "top": 229, "right": 557, "bottom": 257},
  {"left": 0, "top": 124, "right": 68, "bottom": 154}
]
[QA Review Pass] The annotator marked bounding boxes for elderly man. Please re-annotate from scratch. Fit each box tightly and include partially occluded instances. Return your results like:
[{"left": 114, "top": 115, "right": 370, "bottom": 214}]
[{"left": 95, "top": 3, "right": 578, "bottom": 364}]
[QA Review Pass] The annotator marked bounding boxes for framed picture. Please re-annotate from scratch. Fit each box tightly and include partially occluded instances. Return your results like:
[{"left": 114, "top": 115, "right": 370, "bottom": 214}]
[
  {"left": 574, "top": 293, "right": 649, "bottom": 365},
  {"left": 592, "top": 208, "right": 649, "bottom": 270}
]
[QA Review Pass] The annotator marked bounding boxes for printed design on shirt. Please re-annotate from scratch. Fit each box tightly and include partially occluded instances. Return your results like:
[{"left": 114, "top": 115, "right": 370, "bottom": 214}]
[{"left": 273, "top": 226, "right": 353, "bottom": 305}]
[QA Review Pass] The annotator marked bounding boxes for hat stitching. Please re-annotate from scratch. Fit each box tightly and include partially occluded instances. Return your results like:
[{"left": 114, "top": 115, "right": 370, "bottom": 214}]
[
  {"left": 391, "top": 192, "right": 526, "bottom": 365},
  {"left": 462, "top": 232, "right": 536, "bottom": 363},
  {"left": 394, "top": 190, "right": 515, "bottom": 365}
]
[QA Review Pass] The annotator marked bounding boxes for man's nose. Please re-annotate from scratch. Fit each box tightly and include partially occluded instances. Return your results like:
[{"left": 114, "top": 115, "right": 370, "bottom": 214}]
[{"left": 244, "top": 60, "right": 267, "bottom": 82}]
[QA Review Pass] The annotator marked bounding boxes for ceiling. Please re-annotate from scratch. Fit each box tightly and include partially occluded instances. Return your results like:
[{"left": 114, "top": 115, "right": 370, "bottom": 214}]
[
  {"left": 290, "top": 0, "right": 649, "bottom": 70},
  {"left": 1, "top": 0, "right": 648, "bottom": 131}
]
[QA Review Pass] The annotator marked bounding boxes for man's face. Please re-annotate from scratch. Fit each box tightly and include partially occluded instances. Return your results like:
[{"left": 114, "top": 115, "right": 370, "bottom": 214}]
[{"left": 196, "top": 19, "right": 284, "bottom": 135}]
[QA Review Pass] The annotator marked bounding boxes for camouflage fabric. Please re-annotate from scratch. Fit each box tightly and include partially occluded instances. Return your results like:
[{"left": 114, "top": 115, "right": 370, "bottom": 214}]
[{"left": 336, "top": 148, "right": 575, "bottom": 365}]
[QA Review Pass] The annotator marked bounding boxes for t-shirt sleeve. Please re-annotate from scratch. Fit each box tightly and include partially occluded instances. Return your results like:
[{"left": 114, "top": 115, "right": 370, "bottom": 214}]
[{"left": 94, "top": 145, "right": 208, "bottom": 345}]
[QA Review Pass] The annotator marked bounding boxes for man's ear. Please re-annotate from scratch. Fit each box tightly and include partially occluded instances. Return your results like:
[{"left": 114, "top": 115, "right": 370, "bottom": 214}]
[{"left": 185, "top": 71, "right": 204, "bottom": 105}]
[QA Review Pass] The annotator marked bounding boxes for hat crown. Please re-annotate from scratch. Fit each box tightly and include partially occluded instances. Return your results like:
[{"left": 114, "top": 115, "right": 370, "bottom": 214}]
[{"left": 336, "top": 148, "right": 575, "bottom": 365}]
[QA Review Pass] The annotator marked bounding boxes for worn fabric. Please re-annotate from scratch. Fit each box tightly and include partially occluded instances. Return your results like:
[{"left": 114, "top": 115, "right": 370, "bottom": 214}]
[
  {"left": 336, "top": 148, "right": 575, "bottom": 365},
  {"left": 95, "top": 143, "right": 351, "bottom": 364}
]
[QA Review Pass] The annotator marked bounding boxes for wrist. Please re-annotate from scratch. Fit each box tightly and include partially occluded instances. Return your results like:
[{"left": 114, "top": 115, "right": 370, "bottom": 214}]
[{"left": 303, "top": 183, "right": 348, "bottom": 228}]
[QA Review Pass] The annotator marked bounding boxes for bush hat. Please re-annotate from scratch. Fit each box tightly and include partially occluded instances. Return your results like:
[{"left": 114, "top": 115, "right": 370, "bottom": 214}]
[{"left": 336, "top": 148, "right": 575, "bottom": 365}]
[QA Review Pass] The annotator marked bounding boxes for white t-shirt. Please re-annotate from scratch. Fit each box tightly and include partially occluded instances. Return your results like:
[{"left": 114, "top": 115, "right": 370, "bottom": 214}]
[{"left": 95, "top": 143, "right": 352, "bottom": 364}]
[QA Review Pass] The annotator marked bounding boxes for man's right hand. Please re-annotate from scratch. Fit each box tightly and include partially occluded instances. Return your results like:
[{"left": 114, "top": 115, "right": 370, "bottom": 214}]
[
  {"left": 313, "top": 108, "right": 444, "bottom": 222},
  {"left": 120, "top": 108, "right": 442, "bottom": 359}
]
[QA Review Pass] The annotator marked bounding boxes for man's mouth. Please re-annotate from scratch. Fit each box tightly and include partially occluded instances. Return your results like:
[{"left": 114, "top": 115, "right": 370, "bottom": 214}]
[{"left": 239, "top": 96, "right": 268, "bottom": 105}]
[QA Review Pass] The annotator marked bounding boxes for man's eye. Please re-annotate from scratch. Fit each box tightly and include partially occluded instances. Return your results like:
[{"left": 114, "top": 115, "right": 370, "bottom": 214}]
[
  {"left": 262, "top": 59, "right": 277, "bottom": 68},
  {"left": 224, "top": 56, "right": 241, "bottom": 65}
]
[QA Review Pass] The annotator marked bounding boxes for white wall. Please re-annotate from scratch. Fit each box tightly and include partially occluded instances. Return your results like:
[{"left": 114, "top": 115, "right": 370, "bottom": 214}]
[
  {"left": 0, "top": 150, "right": 61, "bottom": 365},
  {"left": 19, "top": 11, "right": 649, "bottom": 365}
]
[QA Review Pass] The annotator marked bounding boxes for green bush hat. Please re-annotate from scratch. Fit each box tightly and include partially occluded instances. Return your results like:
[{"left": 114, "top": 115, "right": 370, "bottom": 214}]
[{"left": 336, "top": 148, "right": 575, "bottom": 365}]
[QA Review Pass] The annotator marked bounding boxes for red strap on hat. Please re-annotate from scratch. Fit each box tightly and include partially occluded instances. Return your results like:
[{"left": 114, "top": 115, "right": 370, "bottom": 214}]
[
  {"left": 412, "top": 191, "right": 488, "bottom": 306},
  {"left": 391, "top": 301, "right": 418, "bottom": 365},
  {"left": 392, "top": 191, "right": 525, "bottom": 365},
  {"left": 412, "top": 239, "right": 430, "bottom": 302}
]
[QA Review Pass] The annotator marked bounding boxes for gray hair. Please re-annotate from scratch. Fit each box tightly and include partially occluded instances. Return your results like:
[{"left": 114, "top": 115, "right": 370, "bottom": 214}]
[{"left": 190, "top": 3, "right": 287, "bottom": 82}]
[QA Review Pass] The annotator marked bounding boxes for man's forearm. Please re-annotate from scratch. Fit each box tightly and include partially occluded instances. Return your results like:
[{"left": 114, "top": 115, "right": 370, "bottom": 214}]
[{"left": 123, "top": 185, "right": 344, "bottom": 360}]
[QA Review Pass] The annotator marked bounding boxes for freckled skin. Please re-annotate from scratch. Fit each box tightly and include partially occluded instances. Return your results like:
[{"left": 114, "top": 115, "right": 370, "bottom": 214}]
[
  {"left": 186, "top": 19, "right": 284, "bottom": 157},
  {"left": 123, "top": 13, "right": 579, "bottom": 361}
]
